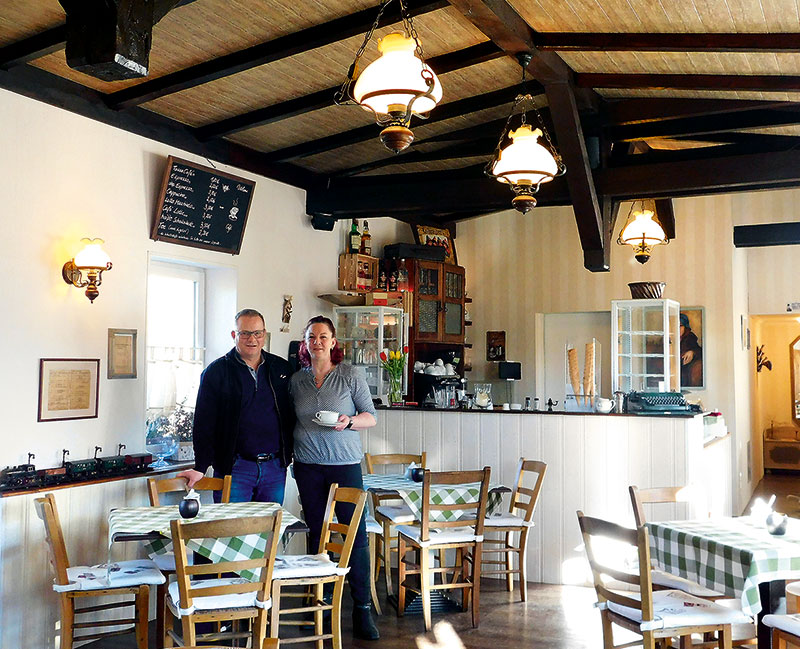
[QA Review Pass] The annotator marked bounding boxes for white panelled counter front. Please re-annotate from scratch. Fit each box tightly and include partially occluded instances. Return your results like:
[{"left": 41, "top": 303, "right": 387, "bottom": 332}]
[{"left": 365, "top": 407, "right": 731, "bottom": 585}]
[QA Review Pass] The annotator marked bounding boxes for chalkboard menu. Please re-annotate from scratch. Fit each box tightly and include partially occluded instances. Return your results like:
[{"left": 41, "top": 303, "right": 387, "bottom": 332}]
[{"left": 151, "top": 156, "right": 256, "bottom": 254}]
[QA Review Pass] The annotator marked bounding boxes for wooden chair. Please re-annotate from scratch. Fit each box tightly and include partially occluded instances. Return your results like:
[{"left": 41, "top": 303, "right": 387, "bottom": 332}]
[
  {"left": 397, "top": 467, "right": 491, "bottom": 631},
  {"left": 148, "top": 473, "right": 232, "bottom": 642},
  {"left": 34, "top": 493, "right": 165, "bottom": 649},
  {"left": 764, "top": 614, "right": 800, "bottom": 648},
  {"left": 165, "top": 511, "right": 282, "bottom": 647},
  {"left": 269, "top": 484, "right": 367, "bottom": 649},
  {"left": 629, "top": 484, "right": 725, "bottom": 599},
  {"left": 481, "top": 458, "right": 546, "bottom": 602},
  {"left": 577, "top": 510, "right": 749, "bottom": 649},
  {"left": 364, "top": 451, "right": 426, "bottom": 598}
]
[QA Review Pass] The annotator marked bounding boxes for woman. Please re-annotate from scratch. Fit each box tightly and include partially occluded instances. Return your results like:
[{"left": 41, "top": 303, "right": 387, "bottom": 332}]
[{"left": 290, "top": 315, "right": 379, "bottom": 641}]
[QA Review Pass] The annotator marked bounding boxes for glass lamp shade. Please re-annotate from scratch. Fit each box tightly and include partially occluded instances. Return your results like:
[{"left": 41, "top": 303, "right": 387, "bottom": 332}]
[
  {"left": 619, "top": 210, "right": 666, "bottom": 247},
  {"left": 491, "top": 125, "right": 558, "bottom": 186},
  {"left": 74, "top": 238, "right": 111, "bottom": 269},
  {"left": 353, "top": 32, "right": 442, "bottom": 116}
]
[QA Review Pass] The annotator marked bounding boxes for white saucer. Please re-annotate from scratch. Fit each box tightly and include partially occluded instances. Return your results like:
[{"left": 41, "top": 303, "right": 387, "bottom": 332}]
[{"left": 313, "top": 417, "right": 339, "bottom": 427}]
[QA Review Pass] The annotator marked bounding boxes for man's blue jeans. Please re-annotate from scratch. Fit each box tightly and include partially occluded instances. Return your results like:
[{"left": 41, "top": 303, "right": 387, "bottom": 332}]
[{"left": 214, "top": 456, "right": 286, "bottom": 504}]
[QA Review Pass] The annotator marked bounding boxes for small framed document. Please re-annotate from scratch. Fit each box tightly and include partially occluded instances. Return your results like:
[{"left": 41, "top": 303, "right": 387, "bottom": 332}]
[
  {"left": 38, "top": 359, "right": 100, "bottom": 422},
  {"left": 108, "top": 328, "right": 137, "bottom": 379}
]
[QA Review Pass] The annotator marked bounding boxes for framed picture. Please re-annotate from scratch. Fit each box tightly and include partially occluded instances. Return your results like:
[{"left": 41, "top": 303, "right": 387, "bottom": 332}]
[
  {"left": 108, "top": 328, "right": 137, "bottom": 379},
  {"left": 680, "top": 307, "right": 705, "bottom": 390},
  {"left": 412, "top": 224, "right": 457, "bottom": 265},
  {"left": 486, "top": 330, "right": 506, "bottom": 362},
  {"left": 38, "top": 359, "right": 100, "bottom": 422}
]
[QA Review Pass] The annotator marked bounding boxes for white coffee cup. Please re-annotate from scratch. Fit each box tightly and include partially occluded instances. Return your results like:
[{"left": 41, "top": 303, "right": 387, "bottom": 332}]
[
  {"left": 502, "top": 403, "right": 510, "bottom": 410},
  {"left": 315, "top": 410, "right": 339, "bottom": 424}
]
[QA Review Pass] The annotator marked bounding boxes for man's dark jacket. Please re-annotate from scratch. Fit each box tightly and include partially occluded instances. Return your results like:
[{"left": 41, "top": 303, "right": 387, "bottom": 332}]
[{"left": 192, "top": 348, "right": 295, "bottom": 475}]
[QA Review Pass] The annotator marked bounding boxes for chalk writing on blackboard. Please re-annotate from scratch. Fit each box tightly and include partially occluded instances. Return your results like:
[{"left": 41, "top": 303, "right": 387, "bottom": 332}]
[{"left": 151, "top": 156, "right": 256, "bottom": 254}]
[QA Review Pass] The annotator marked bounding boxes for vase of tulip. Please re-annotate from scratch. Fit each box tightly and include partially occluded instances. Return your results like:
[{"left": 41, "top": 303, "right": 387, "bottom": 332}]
[{"left": 380, "top": 346, "right": 408, "bottom": 406}]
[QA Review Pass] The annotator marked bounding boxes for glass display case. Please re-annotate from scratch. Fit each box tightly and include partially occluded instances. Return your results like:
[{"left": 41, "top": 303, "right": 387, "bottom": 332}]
[
  {"left": 611, "top": 299, "right": 680, "bottom": 394},
  {"left": 333, "top": 306, "right": 408, "bottom": 400}
]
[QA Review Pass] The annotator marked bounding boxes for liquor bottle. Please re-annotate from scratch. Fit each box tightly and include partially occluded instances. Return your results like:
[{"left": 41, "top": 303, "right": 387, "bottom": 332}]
[
  {"left": 396, "top": 258, "right": 409, "bottom": 292},
  {"left": 360, "top": 220, "right": 372, "bottom": 256},
  {"left": 349, "top": 219, "right": 361, "bottom": 254}
]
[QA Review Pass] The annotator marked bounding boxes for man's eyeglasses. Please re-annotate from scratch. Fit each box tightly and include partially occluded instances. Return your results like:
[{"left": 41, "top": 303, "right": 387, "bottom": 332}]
[{"left": 236, "top": 329, "right": 266, "bottom": 339}]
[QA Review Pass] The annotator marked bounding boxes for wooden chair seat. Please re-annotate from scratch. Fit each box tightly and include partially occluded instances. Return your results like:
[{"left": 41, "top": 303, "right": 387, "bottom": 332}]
[
  {"left": 397, "top": 467, "right": 491, "bottom": 632},
  {"left": 480, "top": 458, "right": 546, "bottom": 602},
  {"left": 764, "top": 614, "right": 800, "bottom": 648},
  {"left": 35, "top": 492, "right": 161, "bottom": 649}
]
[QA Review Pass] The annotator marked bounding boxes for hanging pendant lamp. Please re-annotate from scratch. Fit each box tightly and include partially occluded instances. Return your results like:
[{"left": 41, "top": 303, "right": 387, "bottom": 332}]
[{"left": 617, "top": 200, "right": 669, "bottom": 264}]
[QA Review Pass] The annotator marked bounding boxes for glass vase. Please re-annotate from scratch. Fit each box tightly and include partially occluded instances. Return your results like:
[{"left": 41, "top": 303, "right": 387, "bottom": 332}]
[{"left": 388, "top": 374, "right": 403, "bottom": 406}]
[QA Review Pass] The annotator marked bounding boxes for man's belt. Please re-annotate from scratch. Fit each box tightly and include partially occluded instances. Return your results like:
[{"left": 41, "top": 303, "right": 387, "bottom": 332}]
[{"left": 237, "top": 452, "right": 278, "bottom": 462}]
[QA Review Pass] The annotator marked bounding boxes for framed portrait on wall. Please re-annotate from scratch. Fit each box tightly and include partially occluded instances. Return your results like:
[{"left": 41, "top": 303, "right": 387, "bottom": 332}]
[
  {"left": 486, "top": 331, "right": 506, "bottom": 362},
  {"left": 38, "top": 358, "right": 100, "bottom": 422},
  {"left": 680, "top": 307, "right": 705, "bottom": 390},
  {"left": 412, "top": 224, "right": 457, "bottom": 265}
]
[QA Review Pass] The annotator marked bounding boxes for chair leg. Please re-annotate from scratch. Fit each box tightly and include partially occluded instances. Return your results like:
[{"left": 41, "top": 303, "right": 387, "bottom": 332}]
[
  {"left": 332, "top": 578, "right": 344, "bottom": 649},
  {"left": 60, "top": 595, "right": 75, "bottom": 649},
  {"left": 368, "top": 532, "right": 383, "bottom": 615},
  {"left": 156, "top": 581, "right": 167, "bottom": 647},
  {"left": 504, "top": 531, "right": 514, "bottom": 592},
  {"left": 181, "top": 616, "right": 196, "bottom": 647},
  {"left": 718, "top": 625, "right": 732, "bottom": 649},
  {"left": 471, "top": 542, "right": 482, "bottom": 628},
  {"left": 269, "top": 580, "right": 281, "bottom": 639},
  {"left": 420, "top": 546, "right": 432, "bottom": 632},
  {"left": 382, "top": 519, "right": 394, "bottom": 598},
  {"left": 254, "top": 609, "right": 268, "bottom": 649},
  {"left": 642, "top": 630, "right": 656, "bottom": 649},
  {"left": 135, "top": 585, "right": 149, "bottom": 649},
  {"left": 518, "top": 528, "right": 529, "bottom": 602},
  {"left": 397, "top": 535, "right": 407, "bottom": 616},
  {"left": 314, "top": 582, "right": 323, "bottom": 649}
]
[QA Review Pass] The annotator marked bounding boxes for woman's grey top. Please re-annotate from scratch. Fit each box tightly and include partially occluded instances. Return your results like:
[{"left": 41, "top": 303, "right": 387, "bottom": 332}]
[{"left": 290, "top": 363, "right": 377, "bottom": 465}]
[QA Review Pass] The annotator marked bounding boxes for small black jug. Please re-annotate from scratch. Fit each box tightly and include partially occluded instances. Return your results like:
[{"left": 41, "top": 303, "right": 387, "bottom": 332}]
[{"left": 179, "top": 489, "right": 201, "bottom": 519}]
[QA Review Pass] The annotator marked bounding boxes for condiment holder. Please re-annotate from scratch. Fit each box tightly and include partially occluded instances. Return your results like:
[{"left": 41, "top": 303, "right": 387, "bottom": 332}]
[
  {"left": 179, "top": 488, "right": 202, "bottom": 519},
  {"left": 766, "top": 512, "right": 788, "bottom": 536}
]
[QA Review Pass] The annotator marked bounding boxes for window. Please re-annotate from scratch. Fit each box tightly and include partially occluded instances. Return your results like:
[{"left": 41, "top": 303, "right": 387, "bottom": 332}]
[{"left": 145, "top": 261, "right": 206, "bottom": 442}]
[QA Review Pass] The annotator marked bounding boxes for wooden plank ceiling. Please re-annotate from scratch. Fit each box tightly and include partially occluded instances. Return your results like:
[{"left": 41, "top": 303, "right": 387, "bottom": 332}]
[{"left": 2, "top": 0, "right": 800, "bottom": 270}]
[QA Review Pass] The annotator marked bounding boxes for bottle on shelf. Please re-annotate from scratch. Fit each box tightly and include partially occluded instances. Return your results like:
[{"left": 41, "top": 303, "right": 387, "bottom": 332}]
[
  {"left": 360, "top": 220, "right": 372, "bottom": 256},
  {"left": 349, "top": 219, "right": 361, "bottom": 254},
  {"left": 397, "top": 258, "right": 409, "bottom": 292}
]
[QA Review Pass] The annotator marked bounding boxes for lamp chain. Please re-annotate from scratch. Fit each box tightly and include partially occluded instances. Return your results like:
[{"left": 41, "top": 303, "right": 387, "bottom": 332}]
[
  {"left": 334, "top": 0, "right": 394, "bottom": 105},
  {"left": 399, "top": 0, "right": 426, "bottom": 60}
]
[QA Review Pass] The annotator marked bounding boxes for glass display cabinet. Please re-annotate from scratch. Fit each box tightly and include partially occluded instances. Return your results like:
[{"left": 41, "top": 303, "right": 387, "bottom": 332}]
[
  {"left": 611, "top": 299, "right": 681, "bottom": 394},
  {"left": 333, "top": 306, "right": 408, "bottom": 400}
]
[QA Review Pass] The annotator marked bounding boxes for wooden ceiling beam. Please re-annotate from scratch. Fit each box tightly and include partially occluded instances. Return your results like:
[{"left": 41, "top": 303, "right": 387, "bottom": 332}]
[
  {"left": 0, "top": 26, "right": 67, "bottom": 69},
  {"left": 605, "top": 98, "right": 793, "bottom": 126},
  {"left": 262, "top": 83, "right": 530, "bottom": 162},
  {"left": 596, "top": 148, "right": 800, "bottom": 198},
  {"left": 0, "top": 61, "right": 317, "bottom": 189},
  {"left": 194, "top": 41, "right": 503, "bottom": 140},
  {"left": 578, "top": 73, "right": 800, "bottom": 91},
  {"left": 654, "top": 198, "right": 675, "bottom": 240},
  {"left": 608, "top": 105, "right": 800, "bottom": 142},
  {"left": 333, "top": 137, "right": 497, "bottom": 177},
  {"left": 105, "top": 0, "right": 447, "bottom": 109},
  {"left": 535, "top": 32, "right": 800, "bottom": 53}
]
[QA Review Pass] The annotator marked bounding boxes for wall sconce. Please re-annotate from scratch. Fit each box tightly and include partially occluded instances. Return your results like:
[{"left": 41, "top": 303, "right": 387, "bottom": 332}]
[
  {"left": 62, "top": 238, "right": 112, "bottom": 303},
  {"left": 617, "top": 200, "right": 669, "bottom": 264}
]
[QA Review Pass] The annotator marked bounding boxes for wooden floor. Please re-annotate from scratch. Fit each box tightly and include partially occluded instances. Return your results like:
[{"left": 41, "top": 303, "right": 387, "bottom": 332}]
[{"left": 89, "top": 580, "right": 611, "bottom": 648}]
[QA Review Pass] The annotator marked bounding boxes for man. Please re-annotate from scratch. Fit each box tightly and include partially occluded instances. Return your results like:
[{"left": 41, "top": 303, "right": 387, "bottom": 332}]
[{"left": 178, "top": 308, "right": 295, "bottom": 503}]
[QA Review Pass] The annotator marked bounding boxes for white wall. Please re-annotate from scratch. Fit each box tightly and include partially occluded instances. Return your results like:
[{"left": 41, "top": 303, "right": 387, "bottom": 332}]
[{"left": 0, "top": 87, "right": 410, "bottom": 469}]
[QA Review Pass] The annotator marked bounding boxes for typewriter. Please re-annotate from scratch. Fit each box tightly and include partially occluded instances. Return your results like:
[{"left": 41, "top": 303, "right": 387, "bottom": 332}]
[{"left": 625, "top": 391, "right": 702, "bottom": 415}]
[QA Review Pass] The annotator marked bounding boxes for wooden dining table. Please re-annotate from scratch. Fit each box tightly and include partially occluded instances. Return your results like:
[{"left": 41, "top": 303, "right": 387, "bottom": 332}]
[{"left": 647, "top": 516, "right": 800, "bottom": 648}]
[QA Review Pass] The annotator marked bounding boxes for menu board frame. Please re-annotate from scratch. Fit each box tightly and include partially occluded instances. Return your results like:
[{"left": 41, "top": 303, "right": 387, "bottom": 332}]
[{"left": 150, "top": 156, "right": 256, "bottom": 255}]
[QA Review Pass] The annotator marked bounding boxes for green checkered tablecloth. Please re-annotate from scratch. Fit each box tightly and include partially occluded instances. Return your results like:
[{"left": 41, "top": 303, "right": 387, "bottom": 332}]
[
  {"left": 362, "top": 474, "right": 503, "bottom": 523},
  {"left": 109, "top": 502, "right": 300, "bottom": 581},
  {"left": 647, "top": 517, "right": 800, "bottom": 616}
]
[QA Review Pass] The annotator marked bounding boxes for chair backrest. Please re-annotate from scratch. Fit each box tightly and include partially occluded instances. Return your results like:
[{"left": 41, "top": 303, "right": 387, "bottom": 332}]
[
  {"left": 148, "top": 474, "right": 232, "bottom": 506},
  {"left": 577, "top": 510, "right": 655, "bottom": 624},
  {"left": 317, "top": 483, "right": 368, "bottom": 569},
  {"left": 363, "top": 452, "right": 426, "bottom": 474},
  {"left": 419, "top": 467, "right": 491, "bottom": 542},
  {"left": 509, "top": 458, "right": 547, "bottom": 522},
  {"left": 34, "top": 493, "right": 70, "bottom": 586},
  {"left": 629, "top": 484, "right": 708, "bottom": 527},
  {"left": 169, "top": 511, "right": 282, "bottom": 612}
]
